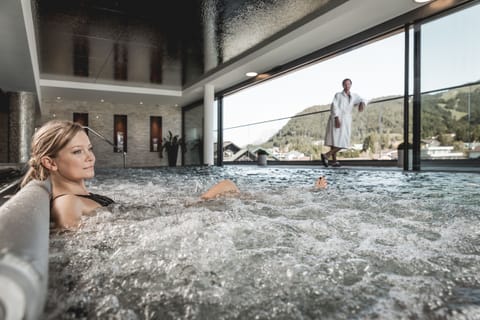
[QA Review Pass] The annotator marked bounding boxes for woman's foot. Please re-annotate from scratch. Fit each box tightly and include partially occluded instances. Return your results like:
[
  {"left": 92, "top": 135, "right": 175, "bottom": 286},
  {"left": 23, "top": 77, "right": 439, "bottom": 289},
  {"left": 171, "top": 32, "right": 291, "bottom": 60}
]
[
  {"left": 321, "top": 154, "right": 329, "bottom": 167},
  {"left": 331, "top": 161, "right": 341, "bottom": 167}
]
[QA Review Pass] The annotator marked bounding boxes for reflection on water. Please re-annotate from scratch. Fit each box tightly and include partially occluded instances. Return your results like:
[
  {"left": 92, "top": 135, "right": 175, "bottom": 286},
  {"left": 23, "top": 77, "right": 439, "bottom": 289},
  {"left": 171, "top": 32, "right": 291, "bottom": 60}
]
[{"left": 46, "top": 167, "right": 480, "bottom": 319}]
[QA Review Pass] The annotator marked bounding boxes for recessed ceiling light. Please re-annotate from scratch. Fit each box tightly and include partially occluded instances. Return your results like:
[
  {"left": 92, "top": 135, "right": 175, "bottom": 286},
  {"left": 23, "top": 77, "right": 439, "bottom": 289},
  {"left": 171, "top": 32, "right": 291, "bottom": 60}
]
[
  {"left": 139, "top": 101, "right": 143, "bottom": 105},
  {"left": 413, "top": 0, "right": 432, "bottom": 3},
  {"left": 56, "top": 96, "right": 61, "bottom": 100},
  {"left": 100, "top": 99, "right": 104, "bottom": 103},
  {"left": 246, "top": 72, "right": 258, "bottom": 77}
]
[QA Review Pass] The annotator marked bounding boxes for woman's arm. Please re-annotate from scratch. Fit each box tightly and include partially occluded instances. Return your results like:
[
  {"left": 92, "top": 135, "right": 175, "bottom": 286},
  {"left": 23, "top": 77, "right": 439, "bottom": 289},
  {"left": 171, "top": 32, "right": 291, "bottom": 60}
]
[{"left": 201, "top": 179, "right": 240, "bottom": 200}]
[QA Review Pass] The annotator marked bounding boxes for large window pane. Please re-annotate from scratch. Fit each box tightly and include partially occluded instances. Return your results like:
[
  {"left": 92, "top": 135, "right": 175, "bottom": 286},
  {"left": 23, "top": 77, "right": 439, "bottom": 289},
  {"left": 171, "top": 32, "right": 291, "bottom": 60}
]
[
  {"left": 184, "top": 105, "right": 204, "bottom": 165},
  {"left": 421, "top": 4, "right": 480, "bottom": 92},
  {"left": 421, "top": 3, "right": 480, "bottom": 161},
  {"left": 223, "top": 31, "right": 407, "bottom": 163}
]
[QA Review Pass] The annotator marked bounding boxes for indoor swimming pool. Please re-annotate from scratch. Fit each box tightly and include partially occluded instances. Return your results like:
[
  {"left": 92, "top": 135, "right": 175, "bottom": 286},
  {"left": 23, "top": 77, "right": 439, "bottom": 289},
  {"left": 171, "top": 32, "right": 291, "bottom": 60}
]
[{"left": 45, "top": 166, "right": 480, "bottom": 319}]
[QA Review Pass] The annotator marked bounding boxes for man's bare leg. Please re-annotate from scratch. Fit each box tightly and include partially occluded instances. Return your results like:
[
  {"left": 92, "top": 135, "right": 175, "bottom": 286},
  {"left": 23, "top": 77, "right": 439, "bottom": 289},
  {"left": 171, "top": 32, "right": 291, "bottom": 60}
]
[{"left": 328, "top": 147, "right": 341, "bottom": 160}]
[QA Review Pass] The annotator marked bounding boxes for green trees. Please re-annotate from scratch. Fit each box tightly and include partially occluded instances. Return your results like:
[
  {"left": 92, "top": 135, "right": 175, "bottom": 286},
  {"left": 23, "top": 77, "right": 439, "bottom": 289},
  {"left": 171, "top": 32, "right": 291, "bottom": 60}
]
[{"left": 255, "top": 85, "right": 479, "bottom": 159}]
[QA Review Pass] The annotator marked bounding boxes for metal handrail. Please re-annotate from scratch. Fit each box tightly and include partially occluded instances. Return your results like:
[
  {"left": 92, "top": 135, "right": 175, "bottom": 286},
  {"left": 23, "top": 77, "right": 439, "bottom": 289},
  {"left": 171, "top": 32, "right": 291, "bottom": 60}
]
[{"left": 82, "top": 126, "right": 127, "bottom": 168}]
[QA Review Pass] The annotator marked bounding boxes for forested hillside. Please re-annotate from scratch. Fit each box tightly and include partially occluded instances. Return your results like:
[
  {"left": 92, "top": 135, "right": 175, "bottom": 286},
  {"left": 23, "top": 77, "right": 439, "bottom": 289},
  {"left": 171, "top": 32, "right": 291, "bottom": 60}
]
[{"left": 257, "top": 85, "right": 480, "bottom": 159}]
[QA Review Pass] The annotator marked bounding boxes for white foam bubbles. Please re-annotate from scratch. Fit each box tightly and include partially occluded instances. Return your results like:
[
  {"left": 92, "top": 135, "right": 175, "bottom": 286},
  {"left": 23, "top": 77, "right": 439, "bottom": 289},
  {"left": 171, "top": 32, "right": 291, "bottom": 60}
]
[{"left": 46, "top": 167, "right": 480, "bottom": 319}]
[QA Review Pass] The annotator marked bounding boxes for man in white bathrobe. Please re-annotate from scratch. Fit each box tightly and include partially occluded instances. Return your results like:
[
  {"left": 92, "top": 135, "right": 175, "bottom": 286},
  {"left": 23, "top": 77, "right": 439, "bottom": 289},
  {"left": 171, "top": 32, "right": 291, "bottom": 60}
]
[{"left": 321, "top": 78, "right": 366, "bottom": 167}]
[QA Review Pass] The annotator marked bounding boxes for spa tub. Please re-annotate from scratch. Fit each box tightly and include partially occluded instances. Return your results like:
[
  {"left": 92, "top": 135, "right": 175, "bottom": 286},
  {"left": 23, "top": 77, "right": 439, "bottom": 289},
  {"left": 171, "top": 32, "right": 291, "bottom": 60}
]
[{"left": 44, "top": 166, "right": 480, "bottom": 319}]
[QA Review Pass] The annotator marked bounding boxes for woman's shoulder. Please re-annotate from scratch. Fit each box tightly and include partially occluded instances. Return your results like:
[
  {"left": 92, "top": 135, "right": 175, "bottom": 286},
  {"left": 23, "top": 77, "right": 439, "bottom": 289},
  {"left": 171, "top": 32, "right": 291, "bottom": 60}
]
[
  {"left": 51, "top": 194, "right": 84, "bottom": 229},
  {"left": 51, "top": 193, "right": 81, "bottom": 205},
  {"left": 51, "top": 194, "right": 85, "bottom": 215}
]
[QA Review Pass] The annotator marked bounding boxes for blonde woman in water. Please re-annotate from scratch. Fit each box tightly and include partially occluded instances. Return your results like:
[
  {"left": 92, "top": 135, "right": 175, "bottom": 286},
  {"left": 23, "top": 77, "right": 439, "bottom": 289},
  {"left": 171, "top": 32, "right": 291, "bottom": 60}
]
[
  {"left": 21, "top": 120, "right": 114, "bottom": 229},
  {"left": 22, "top": 120, "right": 247, "bottom": 228},
  {"left": 22, "top": 120, "right": 327, "bottom": 227}
]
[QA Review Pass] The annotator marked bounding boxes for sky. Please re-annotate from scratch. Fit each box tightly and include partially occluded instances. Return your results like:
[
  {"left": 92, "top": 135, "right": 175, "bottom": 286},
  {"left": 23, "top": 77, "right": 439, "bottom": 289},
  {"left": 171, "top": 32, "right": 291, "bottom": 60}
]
[{"left": 218, "top": 3, "right": 480, "bottom": 147}]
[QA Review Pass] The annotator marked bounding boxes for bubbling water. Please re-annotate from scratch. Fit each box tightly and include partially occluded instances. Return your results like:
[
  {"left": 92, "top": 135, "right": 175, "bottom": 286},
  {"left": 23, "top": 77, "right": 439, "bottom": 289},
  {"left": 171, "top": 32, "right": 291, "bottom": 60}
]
[{"left": 45, "top": 167, "right": 480, "bottom": 319}]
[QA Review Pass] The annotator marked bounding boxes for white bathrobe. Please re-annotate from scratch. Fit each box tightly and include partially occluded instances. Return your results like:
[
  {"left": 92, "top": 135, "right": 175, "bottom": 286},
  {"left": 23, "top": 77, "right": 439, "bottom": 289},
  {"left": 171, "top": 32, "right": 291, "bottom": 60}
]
[{"left": 324, "top": 91, "right": 366, "bottom": 149}]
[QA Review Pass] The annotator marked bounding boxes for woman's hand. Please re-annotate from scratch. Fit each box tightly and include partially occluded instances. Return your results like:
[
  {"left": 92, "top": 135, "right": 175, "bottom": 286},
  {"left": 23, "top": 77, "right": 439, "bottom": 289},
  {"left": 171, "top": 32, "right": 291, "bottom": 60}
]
[{"left": 334, "top": 117, "right": 341, "bottom": 128}]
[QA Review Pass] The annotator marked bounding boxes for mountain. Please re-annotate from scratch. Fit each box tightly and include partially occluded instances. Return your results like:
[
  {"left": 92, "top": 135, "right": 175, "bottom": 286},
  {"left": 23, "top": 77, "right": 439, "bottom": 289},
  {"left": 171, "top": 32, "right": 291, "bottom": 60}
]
[{"left": 257, "top": 85, "right": 480, "bottom": 159}]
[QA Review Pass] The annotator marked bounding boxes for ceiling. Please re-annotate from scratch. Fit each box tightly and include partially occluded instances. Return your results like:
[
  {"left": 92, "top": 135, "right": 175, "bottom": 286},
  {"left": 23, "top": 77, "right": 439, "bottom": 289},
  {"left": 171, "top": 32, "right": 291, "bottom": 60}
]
[{"left": 0, "top": 0, "right": 459, "bottom": 112}]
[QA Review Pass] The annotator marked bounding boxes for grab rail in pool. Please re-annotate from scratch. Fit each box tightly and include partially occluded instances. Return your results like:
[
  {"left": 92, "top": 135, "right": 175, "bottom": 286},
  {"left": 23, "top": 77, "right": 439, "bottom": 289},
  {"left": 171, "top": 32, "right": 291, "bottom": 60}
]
[
  {"left": 82, "top": 126, "right": 127, "bottom": 168},
  {"left": 0, "top": 179, "right": 51, "bottom": 320}
]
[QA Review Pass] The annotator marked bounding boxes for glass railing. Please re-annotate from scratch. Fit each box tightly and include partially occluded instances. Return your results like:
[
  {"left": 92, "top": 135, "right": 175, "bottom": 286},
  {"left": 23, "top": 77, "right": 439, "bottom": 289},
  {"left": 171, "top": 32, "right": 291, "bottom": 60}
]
[
  {"left": 221, "top": 96, "right": 409, "bottom": 163},
  {"left": 215, "top": 82, "right": 479, "bottom": 164}
]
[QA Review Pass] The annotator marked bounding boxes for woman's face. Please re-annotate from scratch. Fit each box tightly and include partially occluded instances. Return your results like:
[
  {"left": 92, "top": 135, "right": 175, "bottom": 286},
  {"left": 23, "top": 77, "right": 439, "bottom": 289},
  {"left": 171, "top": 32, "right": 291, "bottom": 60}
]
[{"left": 53, "top": 130, "right": 96, "bottom": 181}]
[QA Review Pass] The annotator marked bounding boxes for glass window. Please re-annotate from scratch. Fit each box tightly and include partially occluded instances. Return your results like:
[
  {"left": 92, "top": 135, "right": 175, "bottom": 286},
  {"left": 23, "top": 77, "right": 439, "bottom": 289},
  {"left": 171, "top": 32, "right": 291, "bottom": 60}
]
[
  {"left": 421, "top": 3, "right": 480, "bottom": 161},
  {"left": 73, "top": 112, "right": 89, "bottom": 135},
  {"left": 113, "top": 115, "right": 127, "bottom": 153},
  {"left": 150, "top": 116, "right": 162, "bottom": 152},
  {"left": 184, "top": 105, "right": 204, "bottom": 165},
  {"left": 222, "top": 31, "right": 407, "bottom": 163}
]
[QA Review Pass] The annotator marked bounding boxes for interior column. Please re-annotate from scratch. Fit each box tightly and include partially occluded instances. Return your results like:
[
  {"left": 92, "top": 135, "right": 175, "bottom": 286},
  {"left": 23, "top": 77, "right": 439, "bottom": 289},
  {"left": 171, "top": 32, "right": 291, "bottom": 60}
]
[
  {"left": 203, "top": 84, "right": 214, "bottom": 166},
  {"left": 8, "top": 91, "right": 36, "bottom": 163}
]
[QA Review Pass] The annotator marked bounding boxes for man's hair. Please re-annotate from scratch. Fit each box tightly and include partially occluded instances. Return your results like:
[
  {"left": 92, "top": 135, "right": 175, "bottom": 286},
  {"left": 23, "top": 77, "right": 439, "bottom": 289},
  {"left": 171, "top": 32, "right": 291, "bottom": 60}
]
[{"left": 342, "top": 78, "right": 352, "bottom": 86}]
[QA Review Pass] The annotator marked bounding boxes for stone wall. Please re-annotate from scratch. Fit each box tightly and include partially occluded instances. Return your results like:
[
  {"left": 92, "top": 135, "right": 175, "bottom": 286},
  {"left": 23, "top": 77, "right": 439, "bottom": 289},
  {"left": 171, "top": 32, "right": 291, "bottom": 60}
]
[
  {"left": 9, "top": 92, "right": 36, "bottom": 163},
  {"left": 0, "top": 93, "right": 8, "bottom": 162},
  {"left": 41, "top": 99, "right": 182, "bottom": 168}
]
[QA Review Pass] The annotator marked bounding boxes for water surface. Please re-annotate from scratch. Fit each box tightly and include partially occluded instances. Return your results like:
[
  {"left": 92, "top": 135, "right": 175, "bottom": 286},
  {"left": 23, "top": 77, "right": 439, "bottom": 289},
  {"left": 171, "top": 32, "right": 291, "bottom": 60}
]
[{"left": 46, "top": 167, "right": 480, "bottom": 319}]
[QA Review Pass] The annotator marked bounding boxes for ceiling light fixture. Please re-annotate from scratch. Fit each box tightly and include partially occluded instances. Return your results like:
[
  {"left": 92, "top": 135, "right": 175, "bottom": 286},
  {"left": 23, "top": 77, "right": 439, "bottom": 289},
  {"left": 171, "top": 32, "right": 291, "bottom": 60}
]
[
  {"left": 56, "top": 96, "right": 61, "bottom": 100},
  {"left": 413, "top": 0, "right": 432, "bottom": 3},
  {"left": 139, "top": 101, "right": 143, "bottom": 105},
  {"left": 246, "top": 72, "right": 258, "bottom": 77},
  {"left": 100, "top": 99, "right": 104, "bottom": 103}
]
